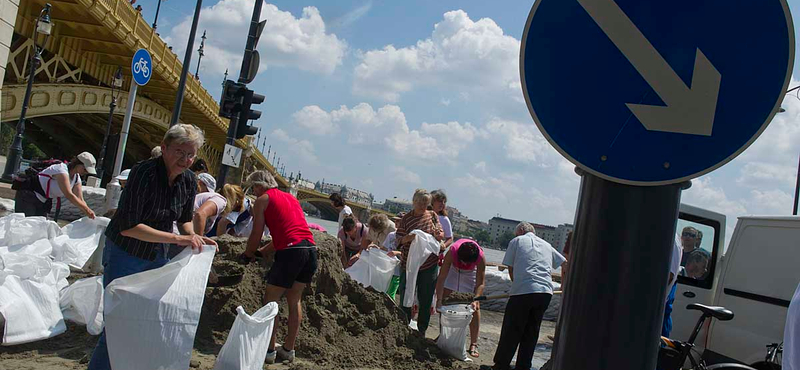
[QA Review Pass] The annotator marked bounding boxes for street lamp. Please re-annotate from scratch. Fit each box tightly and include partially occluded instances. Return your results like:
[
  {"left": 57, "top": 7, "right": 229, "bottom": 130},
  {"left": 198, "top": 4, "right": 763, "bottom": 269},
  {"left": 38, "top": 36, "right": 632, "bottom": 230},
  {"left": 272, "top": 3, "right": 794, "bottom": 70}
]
[
  {"left": 778, "top": 85, "right": 800, "bottom": 215},
  {"left": 1, "top": 3, "right": 52, "bottom": 182},
  {"left": 96, "top": 66, "right": 124, "bottom": 182},
  {"left": 195, "top": 30, "right": 206, "bottom": 80}
]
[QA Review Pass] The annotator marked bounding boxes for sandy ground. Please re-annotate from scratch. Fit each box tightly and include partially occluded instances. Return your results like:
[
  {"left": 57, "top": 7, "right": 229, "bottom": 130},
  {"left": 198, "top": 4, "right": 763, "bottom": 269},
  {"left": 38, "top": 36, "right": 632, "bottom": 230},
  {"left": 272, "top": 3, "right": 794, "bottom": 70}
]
[{"left": 0, "top": 311, "right": 556, "bottom": 370}]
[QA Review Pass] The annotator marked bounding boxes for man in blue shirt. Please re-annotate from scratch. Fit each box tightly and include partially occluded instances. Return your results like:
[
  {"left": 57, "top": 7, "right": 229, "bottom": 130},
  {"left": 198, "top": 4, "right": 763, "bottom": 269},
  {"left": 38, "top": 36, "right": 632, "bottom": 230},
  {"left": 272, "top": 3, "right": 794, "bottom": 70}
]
[{"left": 489, "top": 222, "right": 566, "bottom": 370}]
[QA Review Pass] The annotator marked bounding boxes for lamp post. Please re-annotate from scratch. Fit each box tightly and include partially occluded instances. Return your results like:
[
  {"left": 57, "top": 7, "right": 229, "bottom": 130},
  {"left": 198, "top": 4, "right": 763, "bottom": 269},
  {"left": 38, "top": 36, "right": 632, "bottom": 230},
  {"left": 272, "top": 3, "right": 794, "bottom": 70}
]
[
  {"left": 2, "top": 3, "right": 52, "bottom": 182},
  {"left": 778, "top": 85, "right": 800, "bottom": 215},
  {"left": 195, "top": 30, "right": 206, "bottom": 80},
  {"left": 152, "top": 0, "right": 163, "bottom": 30},
  {"left": 96, "top": 67, "right": 124, "bottom": 182},
  {"left": 170, "top": 0, "right": 203, "bottom": 127}
]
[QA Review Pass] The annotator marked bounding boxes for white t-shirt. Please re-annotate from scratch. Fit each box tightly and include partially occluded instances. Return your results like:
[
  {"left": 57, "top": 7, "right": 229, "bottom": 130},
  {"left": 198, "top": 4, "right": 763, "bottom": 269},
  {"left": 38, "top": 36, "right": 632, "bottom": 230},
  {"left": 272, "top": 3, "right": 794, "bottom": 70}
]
[
  {"left": 337, "top": 205, "right": 353, "bottom": 230},
  {"left": 438, "top": 215, "right": 453, "bottom": 239},
  {"left": 383, "top": 232, "right": 401, "bottom": 276},
  {"left": 35, "top": 163, "right": 79, "bottom": 203},
  {"left": 784, "top": 281, "right": 800, "bottom": 370},
  {"left": 666, "top": 235, "right": 683, "bottom": 304},
  {"left": 194, "top": 192, "right": 226, "bottom": 236},
  {"left": 502, "top": 232, "right": 566, "bottom": 296}
]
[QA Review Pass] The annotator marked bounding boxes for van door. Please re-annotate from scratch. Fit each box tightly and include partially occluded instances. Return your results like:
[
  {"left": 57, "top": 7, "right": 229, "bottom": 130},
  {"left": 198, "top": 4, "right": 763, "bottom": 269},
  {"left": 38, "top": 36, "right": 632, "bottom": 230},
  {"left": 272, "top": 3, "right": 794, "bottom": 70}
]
[{"left": 669, "top": 206, "right": 725, "bottom": 346}]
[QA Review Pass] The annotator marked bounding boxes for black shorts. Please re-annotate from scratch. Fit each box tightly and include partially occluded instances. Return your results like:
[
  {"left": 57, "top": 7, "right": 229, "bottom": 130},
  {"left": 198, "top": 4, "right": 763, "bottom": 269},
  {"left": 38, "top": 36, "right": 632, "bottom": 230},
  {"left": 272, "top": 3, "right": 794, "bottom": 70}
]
[{"left": 266, "top": 247, "right": 318, "bottom": 289}]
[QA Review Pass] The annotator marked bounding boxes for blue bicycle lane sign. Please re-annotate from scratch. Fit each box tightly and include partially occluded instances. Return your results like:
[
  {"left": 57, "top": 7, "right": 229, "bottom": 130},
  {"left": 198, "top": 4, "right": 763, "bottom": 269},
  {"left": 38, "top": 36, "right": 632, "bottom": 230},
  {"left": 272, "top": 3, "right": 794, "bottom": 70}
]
[
  {"left": 520, "top": 0, "right": 794, "bottom": 185},
  {"left": 131, "top": 48, "right": 153, "bottom": 86}
]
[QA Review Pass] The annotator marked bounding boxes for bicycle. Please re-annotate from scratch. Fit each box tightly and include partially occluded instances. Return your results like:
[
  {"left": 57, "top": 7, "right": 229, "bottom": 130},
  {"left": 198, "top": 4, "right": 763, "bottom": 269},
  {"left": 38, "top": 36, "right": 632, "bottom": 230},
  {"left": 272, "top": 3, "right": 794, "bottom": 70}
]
[
  {"left": 658, "top": 303, "right": 757, "bottom": 370},
  {"left": 761, "top": 342, "right": 782, "bottom": 370},
  {"left": 133, "top": 58, "right": 150, "bottom": 78}
]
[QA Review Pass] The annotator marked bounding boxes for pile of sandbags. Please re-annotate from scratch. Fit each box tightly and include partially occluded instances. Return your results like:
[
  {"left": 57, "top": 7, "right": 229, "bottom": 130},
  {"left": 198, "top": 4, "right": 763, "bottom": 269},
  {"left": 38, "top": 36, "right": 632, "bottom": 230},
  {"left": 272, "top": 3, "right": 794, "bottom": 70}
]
[
  {"left": 481, "top": 266, "right": 562, "bottom": 320},
  {"left": 0, "top": 213, "right": 109, "bottom": 345}
]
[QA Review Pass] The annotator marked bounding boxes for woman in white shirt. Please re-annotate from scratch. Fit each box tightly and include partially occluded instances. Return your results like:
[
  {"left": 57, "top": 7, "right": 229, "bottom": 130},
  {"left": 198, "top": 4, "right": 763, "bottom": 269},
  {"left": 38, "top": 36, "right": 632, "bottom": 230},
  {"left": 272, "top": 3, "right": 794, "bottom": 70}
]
[
  {"left": 217, "top": 184, "right": 256, "bottom": 237},
  {"left": 192, "top": 173, "right": 226, "bottom": 236},
  {"left": 431, "top": 189, "right": 453, "bottom": 249},
  {"left": 14, "top": 152, "right": 96, "bottom": 219}
]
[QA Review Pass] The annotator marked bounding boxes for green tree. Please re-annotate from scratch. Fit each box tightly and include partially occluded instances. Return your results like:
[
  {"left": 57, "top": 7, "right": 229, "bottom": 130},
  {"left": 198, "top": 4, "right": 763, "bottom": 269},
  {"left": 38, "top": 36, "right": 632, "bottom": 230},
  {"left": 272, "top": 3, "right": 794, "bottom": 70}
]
[
  {"left": 473, "top": 229, "right": 492, "bottom": 245},
  {"left": 498, "top": 231, "right": 516, "bottom": 250}
]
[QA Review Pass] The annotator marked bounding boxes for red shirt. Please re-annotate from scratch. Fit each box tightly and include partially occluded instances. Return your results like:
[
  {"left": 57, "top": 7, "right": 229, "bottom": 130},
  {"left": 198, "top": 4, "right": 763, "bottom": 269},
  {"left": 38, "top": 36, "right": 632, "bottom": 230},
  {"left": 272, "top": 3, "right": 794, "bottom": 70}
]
[{"left": 263, "top": 188, "right": 314, "bottom": 251}]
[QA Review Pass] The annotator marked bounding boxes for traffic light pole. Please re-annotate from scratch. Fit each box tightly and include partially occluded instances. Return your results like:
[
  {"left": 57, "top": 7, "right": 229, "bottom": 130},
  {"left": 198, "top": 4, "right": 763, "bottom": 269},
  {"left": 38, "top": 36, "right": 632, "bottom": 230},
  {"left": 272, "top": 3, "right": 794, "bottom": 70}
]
[{"left": 217, "top": 0, "right": 263, "bottom": 187}]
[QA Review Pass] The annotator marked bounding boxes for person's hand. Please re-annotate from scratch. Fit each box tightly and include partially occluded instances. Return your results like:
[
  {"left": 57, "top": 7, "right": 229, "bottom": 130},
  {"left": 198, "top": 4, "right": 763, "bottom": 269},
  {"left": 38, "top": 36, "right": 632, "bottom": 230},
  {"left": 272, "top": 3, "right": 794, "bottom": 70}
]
[
  {"left": 387, "top": 250, "right": 401, "bottom": 258},
  {"left": 237, "top": 251, "right": 256, "bottom": 265},
  {"left": 201, "top": 236, "right": 218, "bottom": 248},
  {"left": 348, "top": 253, "right": 360, "bottom": 267},
  {"left": 84, "top": 208, "right": 96, "bottom": 219},
  {"left": 177, "top": 234, "right": 206, "bottom": 251},
  {"left": 470, "top": 300, "right": 480, "bottom": 312},
  {"left": 401, "top": 234, "right": 416, "bottom": 244}
]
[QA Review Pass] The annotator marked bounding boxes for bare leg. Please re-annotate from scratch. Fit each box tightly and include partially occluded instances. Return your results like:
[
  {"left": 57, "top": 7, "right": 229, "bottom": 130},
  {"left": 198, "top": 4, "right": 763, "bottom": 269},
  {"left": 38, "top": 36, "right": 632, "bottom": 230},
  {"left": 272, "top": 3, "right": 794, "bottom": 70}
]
[
  {"left": 470, "top": 308, "right": 481, "bottom": 347},
  {"left": 263, "top": 284, "right": 287, "bottom": 352},
  {"left": 283, "top": 281, "right": 307, "bottom": 350}
]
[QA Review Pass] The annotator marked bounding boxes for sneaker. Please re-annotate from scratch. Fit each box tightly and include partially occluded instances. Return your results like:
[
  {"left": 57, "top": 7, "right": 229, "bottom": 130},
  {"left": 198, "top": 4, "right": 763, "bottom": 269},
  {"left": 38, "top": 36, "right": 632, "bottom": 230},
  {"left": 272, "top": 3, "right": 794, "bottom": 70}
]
[
  {"left": 276, "top": 346, "right": 295, "bottom": 363},
  {"left": 265, "top": 350, "right": 276, "bottom": 364}
]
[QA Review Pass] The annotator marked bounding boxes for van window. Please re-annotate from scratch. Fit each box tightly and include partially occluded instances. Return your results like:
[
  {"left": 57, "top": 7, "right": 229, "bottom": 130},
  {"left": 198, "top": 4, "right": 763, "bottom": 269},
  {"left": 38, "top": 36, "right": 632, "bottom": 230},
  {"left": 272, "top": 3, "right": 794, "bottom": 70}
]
[{"left": 676, "top": 214, "right": 720, "bottom": 289}]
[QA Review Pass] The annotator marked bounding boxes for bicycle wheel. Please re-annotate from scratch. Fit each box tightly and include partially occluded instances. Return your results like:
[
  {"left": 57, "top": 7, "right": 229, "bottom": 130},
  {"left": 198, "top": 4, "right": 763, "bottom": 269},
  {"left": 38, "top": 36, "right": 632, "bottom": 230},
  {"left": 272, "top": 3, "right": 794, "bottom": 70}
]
[{"left": 705, "top": 363, "right": 758, "bottom": 370}]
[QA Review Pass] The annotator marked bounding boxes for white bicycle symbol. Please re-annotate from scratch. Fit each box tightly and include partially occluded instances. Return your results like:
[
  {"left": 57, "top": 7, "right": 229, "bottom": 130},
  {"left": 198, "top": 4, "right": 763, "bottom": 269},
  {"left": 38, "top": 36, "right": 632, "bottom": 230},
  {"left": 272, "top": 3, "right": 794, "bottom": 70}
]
[{"left": 133, "top": 57, "right": 150, "bottom": 79}]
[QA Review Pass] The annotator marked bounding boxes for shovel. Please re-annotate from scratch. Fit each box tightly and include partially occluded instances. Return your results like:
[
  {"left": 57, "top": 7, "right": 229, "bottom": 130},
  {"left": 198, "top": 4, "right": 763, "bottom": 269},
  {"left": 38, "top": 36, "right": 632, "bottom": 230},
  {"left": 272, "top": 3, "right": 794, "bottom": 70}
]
[{"left": 443, "top": 291, "right": 563, "bottom": 306}]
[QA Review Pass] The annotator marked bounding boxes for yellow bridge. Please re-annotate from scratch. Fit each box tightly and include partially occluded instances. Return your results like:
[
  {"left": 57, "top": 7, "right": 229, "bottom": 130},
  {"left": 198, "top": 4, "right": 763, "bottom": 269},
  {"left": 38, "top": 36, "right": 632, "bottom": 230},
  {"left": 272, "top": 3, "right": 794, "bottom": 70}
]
[{"left": 0, "top": 0, "right": 387, "bottom": 220}]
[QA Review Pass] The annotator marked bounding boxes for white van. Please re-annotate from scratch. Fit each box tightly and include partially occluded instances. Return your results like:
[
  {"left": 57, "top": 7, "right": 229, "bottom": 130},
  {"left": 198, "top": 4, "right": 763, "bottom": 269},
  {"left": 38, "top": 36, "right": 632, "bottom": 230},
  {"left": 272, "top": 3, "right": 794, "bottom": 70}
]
[{"left": 670, "top": 204, "right": 800, "bottom": 369}]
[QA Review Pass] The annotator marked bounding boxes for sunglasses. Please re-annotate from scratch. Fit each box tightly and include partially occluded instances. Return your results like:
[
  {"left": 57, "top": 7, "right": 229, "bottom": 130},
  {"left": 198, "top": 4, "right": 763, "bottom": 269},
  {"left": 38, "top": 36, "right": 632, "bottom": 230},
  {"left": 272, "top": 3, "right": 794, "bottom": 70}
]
[{"left": 682, "top": 232, "right": 698, "bottom": 238}]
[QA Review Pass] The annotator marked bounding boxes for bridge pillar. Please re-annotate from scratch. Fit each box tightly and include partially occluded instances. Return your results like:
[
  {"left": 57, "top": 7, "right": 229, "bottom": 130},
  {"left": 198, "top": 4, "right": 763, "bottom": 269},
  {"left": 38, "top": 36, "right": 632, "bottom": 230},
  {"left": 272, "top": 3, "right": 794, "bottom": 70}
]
[{"left": 0, "top": 0, "right": 19, "bottom": 123}]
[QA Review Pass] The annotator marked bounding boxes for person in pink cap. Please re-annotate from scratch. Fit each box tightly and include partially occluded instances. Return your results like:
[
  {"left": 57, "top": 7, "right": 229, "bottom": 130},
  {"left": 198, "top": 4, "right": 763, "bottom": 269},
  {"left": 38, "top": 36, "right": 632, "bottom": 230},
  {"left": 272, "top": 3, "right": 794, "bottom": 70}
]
[{"left": 435, "top": 238, "right": 486, "bottom": 358}]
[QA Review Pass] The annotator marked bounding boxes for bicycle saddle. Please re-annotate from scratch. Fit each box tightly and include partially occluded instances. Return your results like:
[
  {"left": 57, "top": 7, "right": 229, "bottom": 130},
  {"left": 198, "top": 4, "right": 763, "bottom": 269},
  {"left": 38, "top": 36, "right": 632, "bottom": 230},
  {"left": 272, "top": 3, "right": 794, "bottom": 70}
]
[{"left": 687, "top": 303, "right": 734, "bottom": 321}]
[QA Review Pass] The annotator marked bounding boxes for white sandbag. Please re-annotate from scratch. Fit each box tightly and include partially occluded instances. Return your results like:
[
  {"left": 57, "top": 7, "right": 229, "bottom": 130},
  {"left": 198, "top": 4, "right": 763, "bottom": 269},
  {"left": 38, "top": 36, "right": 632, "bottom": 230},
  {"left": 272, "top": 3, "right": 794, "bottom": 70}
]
[
  {"left": 60, "top": 276, "right": 104, "bottom": 335},
  {"left": 403, "top": 230, "right": 440, "bottom": 307},
  {"left": 105, "top": 246, "right": 215, "bottom": 370},
  {"left": 213, "top": 303, "right": 279, "bottom": 370},
  {"left": 345, "top": 249, "right": 399, "bottom": 292},
  {"left": 52, "top": 217, "right": 110, "bottom": 270},
  {"left": 0, "top": 239, "right": 53, "bottom": 258},
  {"left": 0, "top": 215, "right": 61, "bottom": 247},
  {"left": 437, "top": 304, "right": 474, "bottom": 361},
  {"left": 0, "top": 260, "right": 69, "bottom": 345}
]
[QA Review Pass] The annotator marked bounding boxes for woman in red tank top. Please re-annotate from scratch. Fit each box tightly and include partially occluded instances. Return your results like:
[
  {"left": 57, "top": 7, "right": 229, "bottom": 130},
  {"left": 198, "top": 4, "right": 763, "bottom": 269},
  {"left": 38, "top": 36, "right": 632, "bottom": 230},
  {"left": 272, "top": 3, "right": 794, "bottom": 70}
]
[{"left": 240, "top": 171, "right": 316, "bottom": 365}]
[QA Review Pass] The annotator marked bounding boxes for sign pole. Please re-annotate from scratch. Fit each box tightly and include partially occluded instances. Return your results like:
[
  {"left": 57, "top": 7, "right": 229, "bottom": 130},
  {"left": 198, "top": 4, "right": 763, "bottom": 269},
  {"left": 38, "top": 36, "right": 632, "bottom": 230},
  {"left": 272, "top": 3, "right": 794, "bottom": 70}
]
[
  {"left": 551, "top": 173, "right": 689, "bottom": 370},
  {"left": 112, "top": 82, "right": 137, "bottom": 178}
]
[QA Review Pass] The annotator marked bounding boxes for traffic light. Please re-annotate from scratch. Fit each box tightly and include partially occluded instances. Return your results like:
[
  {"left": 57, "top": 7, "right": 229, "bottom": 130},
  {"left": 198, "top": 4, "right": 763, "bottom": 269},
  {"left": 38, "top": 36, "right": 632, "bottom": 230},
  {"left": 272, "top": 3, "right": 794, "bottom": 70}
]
[
  {"left": 219, "top": 80, "right": 244, "bottom": 119},
  {"left": 235, "top": 88, "right": 264, "bottom": 139}
]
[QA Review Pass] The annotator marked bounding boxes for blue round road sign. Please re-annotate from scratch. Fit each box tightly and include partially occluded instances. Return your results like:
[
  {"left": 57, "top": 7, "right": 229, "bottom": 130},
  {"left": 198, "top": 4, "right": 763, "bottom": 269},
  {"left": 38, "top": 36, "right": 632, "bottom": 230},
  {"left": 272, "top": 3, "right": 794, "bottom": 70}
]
[
  {"left": 131, "top": 48, "right": 153, "bottom": 86},
  {"left": 521, "top": 0, "right": 794, "bottom": 185}
]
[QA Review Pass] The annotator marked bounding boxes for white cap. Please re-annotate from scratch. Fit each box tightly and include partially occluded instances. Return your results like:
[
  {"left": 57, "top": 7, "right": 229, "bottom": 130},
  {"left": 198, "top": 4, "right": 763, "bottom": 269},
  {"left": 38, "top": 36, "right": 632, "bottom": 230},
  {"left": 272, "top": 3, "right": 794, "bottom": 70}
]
[
  {"left": 197, "top": 172, "right": 216, "bottom": 192},
  {"left": 77, "top": 152, "right": 97, "bottom": 175},
  {"left": 116, "top": 169, "right": 131, "bottom": 181}
]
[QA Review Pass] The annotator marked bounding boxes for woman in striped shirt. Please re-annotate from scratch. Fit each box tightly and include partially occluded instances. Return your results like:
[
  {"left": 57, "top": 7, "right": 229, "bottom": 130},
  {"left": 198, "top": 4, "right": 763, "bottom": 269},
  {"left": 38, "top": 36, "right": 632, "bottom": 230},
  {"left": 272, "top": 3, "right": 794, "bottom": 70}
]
[{"left": 395, "top": 188, "right": 444, "bottom": 336}]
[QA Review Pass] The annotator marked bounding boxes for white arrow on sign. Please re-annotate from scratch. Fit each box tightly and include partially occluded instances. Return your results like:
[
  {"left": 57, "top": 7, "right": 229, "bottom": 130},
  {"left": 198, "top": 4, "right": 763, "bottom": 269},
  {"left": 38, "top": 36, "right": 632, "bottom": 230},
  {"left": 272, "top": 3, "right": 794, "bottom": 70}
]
[{"left": 577, "top": 0, "right": 721, "bottom": 136}]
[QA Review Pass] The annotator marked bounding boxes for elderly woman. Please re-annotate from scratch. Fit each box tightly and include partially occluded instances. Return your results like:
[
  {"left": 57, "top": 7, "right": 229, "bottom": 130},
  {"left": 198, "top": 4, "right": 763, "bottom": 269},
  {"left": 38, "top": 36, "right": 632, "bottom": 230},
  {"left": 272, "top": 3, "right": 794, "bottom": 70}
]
[
  {"left": 14, "top": 152, "right": 97, "bottom": 219},
  {"left": 396, "top": 188, "right": 444, "bottom": 336},
  {"left": 435, "top": 239, "right": 486, "bottom": 357},
  {"left": 88, "top": 124, "right": 217, "bottom": 370},
  {"left": 367, "top": 213, "right": 396, "bottom": 250}
]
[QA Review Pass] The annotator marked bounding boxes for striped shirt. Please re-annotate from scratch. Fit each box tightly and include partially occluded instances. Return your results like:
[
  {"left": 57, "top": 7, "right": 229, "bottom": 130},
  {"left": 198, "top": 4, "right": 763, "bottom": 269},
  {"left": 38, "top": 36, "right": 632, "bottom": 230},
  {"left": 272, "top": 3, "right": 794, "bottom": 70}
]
[
  {"left": 396, "top": 210, "right": 441, "bottom": 270},
  {"left": 105, "top": 157, "right": 196, "bottom": 261}
]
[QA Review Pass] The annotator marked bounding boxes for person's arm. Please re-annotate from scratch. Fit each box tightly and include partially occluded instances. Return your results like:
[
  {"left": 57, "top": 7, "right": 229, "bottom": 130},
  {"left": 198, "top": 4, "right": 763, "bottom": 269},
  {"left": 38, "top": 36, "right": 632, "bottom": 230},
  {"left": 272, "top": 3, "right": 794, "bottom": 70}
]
[
  {"left": 503, "top": 238, "right": 517, "bottom": 282},
  {"left": 442, "top": 216, "right": 454, "bottom": 248},
  {"left": 192, "top": 200, "right": 218, "bottom": 236},
  {"left": 472, "top": 258, "right": 486, "bottom": 310},
  {"left": 216, "top": 217, "right": 232, "bottom": 237},
  {"left": 121, "top": 224, "right": 209, "bottom": 250},
  {"left": 54, "top": 173, "right": 94, "bottom": 218},
  {"left": 177, "top": 222, "right": 193, "bottom": 235},
  {"left": 435, "top": 250, "right": 454, "bottom": 309},
  {"left": 508, "top": 266, "right": 514, "bottom": 282},
  {"left": 244, "top": 195, "right": 269, "bottom": 258},
  {"left": 360, "top": 227, "right": 371, "bottom": 251}
]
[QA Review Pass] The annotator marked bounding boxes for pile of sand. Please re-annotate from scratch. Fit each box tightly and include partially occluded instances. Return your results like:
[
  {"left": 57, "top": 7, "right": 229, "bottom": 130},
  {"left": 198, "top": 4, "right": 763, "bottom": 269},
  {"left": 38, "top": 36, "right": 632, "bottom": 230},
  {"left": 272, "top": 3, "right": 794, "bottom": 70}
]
[{"left": 199, "top": 232, "right": 472, "bottom": 370}]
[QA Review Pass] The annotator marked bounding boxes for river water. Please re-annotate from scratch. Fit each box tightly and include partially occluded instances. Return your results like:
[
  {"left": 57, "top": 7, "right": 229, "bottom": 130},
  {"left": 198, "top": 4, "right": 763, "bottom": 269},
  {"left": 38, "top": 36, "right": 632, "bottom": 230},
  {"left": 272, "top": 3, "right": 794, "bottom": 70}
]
[{"left": 306, "top": 216, "right": 507, "bottom": 264}]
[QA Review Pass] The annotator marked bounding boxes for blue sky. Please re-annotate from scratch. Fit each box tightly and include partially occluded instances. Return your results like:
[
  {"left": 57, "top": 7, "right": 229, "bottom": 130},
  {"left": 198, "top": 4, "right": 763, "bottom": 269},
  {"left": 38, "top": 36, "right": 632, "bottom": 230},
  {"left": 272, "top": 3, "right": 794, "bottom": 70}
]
[{"left": 134, "top": 0, "right": 800, "bottom": 234}]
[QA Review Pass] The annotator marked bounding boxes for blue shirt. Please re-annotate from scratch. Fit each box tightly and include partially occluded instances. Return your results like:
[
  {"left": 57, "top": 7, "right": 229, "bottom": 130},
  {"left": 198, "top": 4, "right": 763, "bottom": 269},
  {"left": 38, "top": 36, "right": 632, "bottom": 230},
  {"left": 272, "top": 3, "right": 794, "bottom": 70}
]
[{"left": 503, "top": 232, "right": 566, "bottom": 296}]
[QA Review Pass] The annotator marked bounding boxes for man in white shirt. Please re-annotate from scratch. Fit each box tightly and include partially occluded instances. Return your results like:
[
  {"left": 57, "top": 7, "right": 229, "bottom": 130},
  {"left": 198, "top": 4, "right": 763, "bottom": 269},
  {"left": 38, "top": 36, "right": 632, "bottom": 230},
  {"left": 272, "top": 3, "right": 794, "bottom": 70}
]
[
  {"left": 490, "top": 222, "right": 565, "bottom": 370},
  {"left": 662, "top": 235, "right": 683, "bottom": 337},
  {"left": 785, "top": 280, "right": 800, "bottom": 370},
  {"left": 329, "top": 193, "right": 352, "bottom": 230}
]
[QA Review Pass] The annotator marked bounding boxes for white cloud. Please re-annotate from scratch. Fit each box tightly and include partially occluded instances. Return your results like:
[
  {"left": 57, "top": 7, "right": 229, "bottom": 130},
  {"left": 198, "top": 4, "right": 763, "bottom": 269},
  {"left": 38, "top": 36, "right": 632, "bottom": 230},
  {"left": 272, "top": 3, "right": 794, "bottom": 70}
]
[
  {"left": 353, "top": 9, "right": 520, "bottom": 102},
  {"left": 330, "top": 1, "right": 372, "bottom": 29},
  {"left": 683, "top": 177, "right": 748, "bottom": 217},
  {"left": 271, "top": 129, "right": 318, "bottom": 164},
  {"left": 440, "top": 99, "right": 451, "bottom": 107},
  {"left": 166, "top": 0, "right": 346, "bottom": 79},
  {"left": 484, "top": 119, "right": 558, "bottom": 166},
  {"left": 474, "top": 161, "right": 487, "bottom": 172},
  {"left": 391, "top": 166, "right": 421, "bottom": 184},
  {"left": 290, "top": 103, "right": 478, "bottom": 161},
  {"left": 747, "top": 189, "right": 792, "bottom": 215},
  {"left": 292, "top": 105, "right": 339, "bottom": 135}
]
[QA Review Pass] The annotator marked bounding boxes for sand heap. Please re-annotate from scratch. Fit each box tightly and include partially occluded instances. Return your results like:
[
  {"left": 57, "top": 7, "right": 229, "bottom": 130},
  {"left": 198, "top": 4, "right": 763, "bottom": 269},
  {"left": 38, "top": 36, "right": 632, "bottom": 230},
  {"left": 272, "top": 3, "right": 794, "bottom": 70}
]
[{"left": 199, "top": 232, "right": 473, "bottom": 370}]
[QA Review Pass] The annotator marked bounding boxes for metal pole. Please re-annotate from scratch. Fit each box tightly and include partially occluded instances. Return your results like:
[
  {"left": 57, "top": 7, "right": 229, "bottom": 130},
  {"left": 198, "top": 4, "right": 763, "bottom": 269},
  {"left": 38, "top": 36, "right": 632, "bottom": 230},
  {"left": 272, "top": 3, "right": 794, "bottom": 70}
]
[
  {"left": 152, "top": 0, "right": 162, "bottom": 30},
  {"left": 793, "top": 153, "right": 800, "bottom": 215},
  {"left": 112, "top": 83, "right": 138, "bottom": 178},
  {"left": 95, "top": 91, "right": 117, "bottom": 181},
  {"left": 217, "top": 0, "right": 263, "bottom": 186},
  {"left": 170, "top": 0, "right": 203, "bottom": 127},
  {"left": 195, "top": 30, "right": 206, "bottom": 80},
  {"left": 1, "top": 49, "right": 38, "bottom": 181},
  {"left": 551, "top": 172, "right": 688, "bottom": 370}
]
